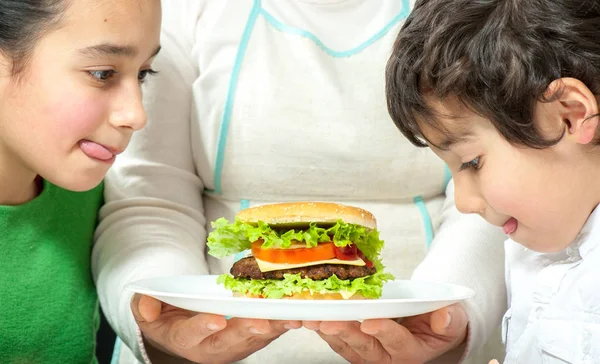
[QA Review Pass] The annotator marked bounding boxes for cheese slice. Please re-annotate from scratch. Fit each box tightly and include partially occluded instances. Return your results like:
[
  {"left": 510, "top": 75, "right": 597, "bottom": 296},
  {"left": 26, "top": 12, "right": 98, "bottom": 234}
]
[
  {"left": 316, "top": 290, "right": 356, "bottom": 299},
  {"left": 336, "top": 290, "right": 356, "bottom": 299},
  {"left": 255, "top": 256, "right": 365, "bottom": 272}
]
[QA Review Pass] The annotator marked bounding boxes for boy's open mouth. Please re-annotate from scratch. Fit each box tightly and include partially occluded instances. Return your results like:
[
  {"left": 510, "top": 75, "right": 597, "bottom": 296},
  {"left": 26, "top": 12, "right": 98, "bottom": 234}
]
[{"left": 503, "top": 217, "right": 518, "bottom": 235}]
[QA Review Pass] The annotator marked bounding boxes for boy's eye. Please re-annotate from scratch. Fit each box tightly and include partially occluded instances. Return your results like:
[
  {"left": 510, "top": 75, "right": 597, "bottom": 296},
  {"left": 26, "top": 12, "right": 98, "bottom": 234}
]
[
  {"left": 88, "top": 70, "right": 116, "bottom": 82},
  {"left": 459, "top": 157, "right": 481, "bottom": 171},
  {"left": 138, "top": 69, "right": 158, "bottom": 83}
]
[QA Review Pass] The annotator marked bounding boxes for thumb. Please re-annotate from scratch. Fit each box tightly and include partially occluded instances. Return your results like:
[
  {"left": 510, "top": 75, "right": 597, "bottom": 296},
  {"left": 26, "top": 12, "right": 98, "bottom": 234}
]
[
  {"left": 430, "top": 304, "right": 468, "bottom": 339},
  {"left": 131, "top": 294, "right": 162, "bottom": 323},
  {"left": 489, "top": 360, "right": 500, "bottom": 364}
]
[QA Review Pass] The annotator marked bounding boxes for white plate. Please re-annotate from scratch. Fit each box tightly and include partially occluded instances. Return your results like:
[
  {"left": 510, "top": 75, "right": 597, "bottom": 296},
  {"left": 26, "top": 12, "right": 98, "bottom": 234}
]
[{"left": 125, "top": 275, "right": 474, "bottom": 321}]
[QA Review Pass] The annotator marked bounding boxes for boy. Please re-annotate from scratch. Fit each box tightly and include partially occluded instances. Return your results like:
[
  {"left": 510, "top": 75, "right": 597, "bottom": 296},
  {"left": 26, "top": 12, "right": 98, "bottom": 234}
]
[{"left": 386, "top": 0, "right": 600, "bottom": 362}]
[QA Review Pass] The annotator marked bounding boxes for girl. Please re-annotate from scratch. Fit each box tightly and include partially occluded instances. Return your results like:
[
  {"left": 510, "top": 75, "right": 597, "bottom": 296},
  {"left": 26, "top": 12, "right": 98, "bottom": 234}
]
[{"left": 0, "top": 0, "right": 160, "bottom": 362}]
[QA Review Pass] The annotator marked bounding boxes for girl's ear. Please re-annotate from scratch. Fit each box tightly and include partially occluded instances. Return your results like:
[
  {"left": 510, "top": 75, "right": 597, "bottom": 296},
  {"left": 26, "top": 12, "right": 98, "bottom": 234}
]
[
  {"left": 547, "top": 77, "right": 599, "bottom": 145},
  {"left": 0, "top": 51, "right": 11, "bottom": 78},
  {"left": 0, "top": 52, "right": 14, "bottom": 94}
]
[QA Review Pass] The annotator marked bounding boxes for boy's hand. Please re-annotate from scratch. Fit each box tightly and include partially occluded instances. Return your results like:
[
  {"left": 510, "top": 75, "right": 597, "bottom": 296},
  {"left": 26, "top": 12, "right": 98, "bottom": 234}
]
[
  {"left": 131, "top": 294, "right": 301, "bottom": 363},
  {"left": 304, "top": 303, "right": 468, "bottom": 364}
]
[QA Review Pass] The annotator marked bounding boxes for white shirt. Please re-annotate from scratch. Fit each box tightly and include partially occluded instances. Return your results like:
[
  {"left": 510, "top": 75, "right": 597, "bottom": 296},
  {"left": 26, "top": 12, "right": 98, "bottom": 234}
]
[
  {"left": 503, "top": 207, "right": 600, "bottom": 363},
  {"left": 92, "top": 1, "right": 507, "bottom": 363}
]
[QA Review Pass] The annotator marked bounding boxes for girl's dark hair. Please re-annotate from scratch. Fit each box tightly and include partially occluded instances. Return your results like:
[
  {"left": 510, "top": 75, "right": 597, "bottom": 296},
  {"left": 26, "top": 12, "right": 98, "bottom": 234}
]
[
  {"left": 386, "top": 0, "right": 600, "bottom": 148},
  {"left": 0, "top": 0, "right": 66, "bottom": 75}
]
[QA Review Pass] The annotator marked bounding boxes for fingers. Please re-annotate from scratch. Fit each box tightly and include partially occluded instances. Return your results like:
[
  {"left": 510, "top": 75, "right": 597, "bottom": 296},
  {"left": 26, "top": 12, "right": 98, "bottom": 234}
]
[
  {"left": 360, "top": 319, "right": 417, "bottom": 359},
  {"left": 200, "top": 318, "right": 280, "bottom": 354},
  {"left": 156, "top": 317, "right": 295, "bottom": 363},
  {"left": 357, "top": 305, "right": 469, "bottom": 363},
  {"left": 131, "top": 295, "right": 296, "bottom": 363},
  {"left": 306, "top": 306, "right": 469, "bottom": 364},
  {"left": 167, "top": 312, "right": 227, "bottom": 350},
  {"left": 270, "top": 320, "right": 302, "bottom": 331},
  {"left": 137, "top": 294, "right": 162, "bottom": 322},
  {"left": 320, "top": 321, "right": 388, "bottom": 363},
  {"left": 199, "top": 319, "right": 296, "bottom": 362},
  {"left": 430, "top": 304, "right": 468, "bottom": 341},
  {"left": 132, "top": 294, "right": 229, "bottom": 354},
  {"left": 131, "top": 294, "right": 159, "bottom": 324},
  {"left": 305, "top": 321, "right": 391, "bottom": 363},
  {"left": 317, "top": 331, "right": 365, "bottom": 363},
  {"left": 303, "top": 320, "right": 320, "bottom": 331}
]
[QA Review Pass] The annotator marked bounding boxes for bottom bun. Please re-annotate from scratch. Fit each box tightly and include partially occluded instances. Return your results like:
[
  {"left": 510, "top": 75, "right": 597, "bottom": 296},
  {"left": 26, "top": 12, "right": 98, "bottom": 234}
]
[{"left": 233, "top": 291, "right": 369, "bottom": 300}]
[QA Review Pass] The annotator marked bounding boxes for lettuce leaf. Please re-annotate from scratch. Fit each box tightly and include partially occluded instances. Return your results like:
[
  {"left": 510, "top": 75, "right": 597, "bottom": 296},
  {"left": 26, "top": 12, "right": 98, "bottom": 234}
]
[
  {"left": 217, "top": 272, "right": 395, "bottom": 299},
  {"left": 207, "top": 218, "right": 387, "bottom": 271}
]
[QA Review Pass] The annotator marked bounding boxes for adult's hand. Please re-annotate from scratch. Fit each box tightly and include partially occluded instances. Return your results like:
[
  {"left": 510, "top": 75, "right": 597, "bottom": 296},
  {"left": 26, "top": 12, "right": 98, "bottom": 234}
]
[
  {"left": 132, "top": 294, "right": 302, "bottom": 364},
  {"left": 304, "top": 303, "right": 468, "bottom": 364}
]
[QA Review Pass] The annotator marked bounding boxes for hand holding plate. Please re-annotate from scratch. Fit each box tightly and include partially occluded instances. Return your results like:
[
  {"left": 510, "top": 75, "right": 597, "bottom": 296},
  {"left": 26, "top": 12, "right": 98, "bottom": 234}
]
[
  {"left": 304, "top": 303, "right": 468, "bottom": 364},
  {"left": 132, "top": 294, "right": 301, "bottom": 363}
]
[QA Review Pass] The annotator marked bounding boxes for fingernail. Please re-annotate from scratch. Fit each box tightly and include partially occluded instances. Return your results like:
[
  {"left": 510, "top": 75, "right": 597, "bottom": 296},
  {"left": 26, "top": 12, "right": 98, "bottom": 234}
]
[
  {"left": 443, "top": 312, "right": 452, "bottom": 329},
  {"left": 207, "top": 323, "right": 221, "bottom": 331},
  {"left": 249, "top": 326, "right": 264, "bottom": 335},
  {"left": 362, "top": 328, "right": 378, "bottom": 335},
  {"left": 284, "top": 324, "right": 298, "bottom": 330}
]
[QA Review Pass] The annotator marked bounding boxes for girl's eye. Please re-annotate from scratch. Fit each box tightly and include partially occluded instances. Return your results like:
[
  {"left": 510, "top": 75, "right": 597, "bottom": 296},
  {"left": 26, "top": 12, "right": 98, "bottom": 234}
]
[
  {"left": 459, "top": 157, "right": 481, "bottom": 171},
  {"left": 138, "top": 69, "right": 158, "bottom": 83},
  {"left": 87, "top": 70, "right": 116, "bottom": 82}
]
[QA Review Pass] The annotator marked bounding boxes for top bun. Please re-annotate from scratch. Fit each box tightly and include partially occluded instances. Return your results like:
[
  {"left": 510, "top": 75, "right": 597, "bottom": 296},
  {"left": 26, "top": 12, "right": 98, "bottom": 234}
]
[{"left": 236, "top": 202, "right": 377, "bottom": 230}]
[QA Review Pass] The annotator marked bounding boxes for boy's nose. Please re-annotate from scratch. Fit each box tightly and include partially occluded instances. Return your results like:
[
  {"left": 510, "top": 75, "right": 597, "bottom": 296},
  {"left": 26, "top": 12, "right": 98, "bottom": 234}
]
[
  {"left": 454, "top": 179, "right": 486, "bottom": 215},
  {"left": 455, "top": 194, "right": 486, "bottom": 215}
]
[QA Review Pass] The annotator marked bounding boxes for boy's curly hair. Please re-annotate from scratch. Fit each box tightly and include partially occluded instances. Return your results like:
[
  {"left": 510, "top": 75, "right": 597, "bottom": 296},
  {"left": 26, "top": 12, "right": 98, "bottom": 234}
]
[{"left": 386, "top": 0, "right": 600, "bottom": 148}]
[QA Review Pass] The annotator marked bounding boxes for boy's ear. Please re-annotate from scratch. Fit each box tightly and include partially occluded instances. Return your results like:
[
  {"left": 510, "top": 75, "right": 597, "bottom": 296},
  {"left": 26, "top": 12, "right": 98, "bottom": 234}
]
[{"left": 547, "top": 77, "right": 599, "bottom": 145}]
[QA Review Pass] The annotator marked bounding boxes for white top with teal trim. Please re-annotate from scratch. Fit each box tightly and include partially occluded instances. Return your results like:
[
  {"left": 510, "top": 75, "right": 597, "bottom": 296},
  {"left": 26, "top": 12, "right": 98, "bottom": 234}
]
[{"left": 93, "top": 1, "right": 507, "bottom": 363}]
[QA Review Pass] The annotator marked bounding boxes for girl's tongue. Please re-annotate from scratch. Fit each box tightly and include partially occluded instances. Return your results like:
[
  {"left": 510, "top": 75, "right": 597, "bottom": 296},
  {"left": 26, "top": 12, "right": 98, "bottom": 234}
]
[
  {"left": 79, "top": 140, "right": 114, "bottom": 161},
  {"left": 503, "top": 217, "right": 518, "bottom": 235}
]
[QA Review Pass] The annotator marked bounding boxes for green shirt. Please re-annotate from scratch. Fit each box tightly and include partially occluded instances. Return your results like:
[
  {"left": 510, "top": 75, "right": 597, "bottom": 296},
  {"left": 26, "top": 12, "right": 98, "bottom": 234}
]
[{"left": 0, "top": 180, "right": 103, "bottom": 364}]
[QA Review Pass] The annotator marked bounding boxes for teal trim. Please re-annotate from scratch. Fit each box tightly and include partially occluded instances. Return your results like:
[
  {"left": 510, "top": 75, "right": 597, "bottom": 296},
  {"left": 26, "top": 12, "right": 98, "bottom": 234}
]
[
  {"left": 239, "top": 199, "right": 251, "bottom": 210},
  {"left": 234, "top": 199, "right": 252, "bottom": 262},
  {"left": 443, "top": 164, "right": 452, "bottom": 190},
  {"left": 210, "top": 0, "right": 262, "bottom": 195},
  {"left": 110, "top": 337, "right": 122, "bottom": 364},
  {"left": 259, "top": 0, "right": 409, "bottom": 57},
  {"left": 414, "top": 196, "right": 434, "bottom": 248},
  {"left": 208, "top": 0, "right": 409, "bottom": 194},
  {"left": 233, "top": 250, "right": 246, "bottom": 262}
]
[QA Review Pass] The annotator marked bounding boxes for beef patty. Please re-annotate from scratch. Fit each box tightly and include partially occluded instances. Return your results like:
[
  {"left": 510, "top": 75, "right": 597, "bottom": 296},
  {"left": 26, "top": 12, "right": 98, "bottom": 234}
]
[{"left": 230, "top": 257, "right": 376, "bottom": 280}]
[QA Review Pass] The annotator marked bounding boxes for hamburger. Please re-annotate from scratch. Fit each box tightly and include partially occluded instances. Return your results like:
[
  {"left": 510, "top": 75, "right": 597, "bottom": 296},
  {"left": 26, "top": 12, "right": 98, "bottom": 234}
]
[{"left": 207, "top": 202, "right": 394, "bottom": 300}]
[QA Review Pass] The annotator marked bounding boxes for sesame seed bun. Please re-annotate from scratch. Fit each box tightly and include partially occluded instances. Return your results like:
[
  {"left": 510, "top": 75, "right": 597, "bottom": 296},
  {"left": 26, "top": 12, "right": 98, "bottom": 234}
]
[{"left": 235, "top": 202, "right": 377, "bottom": 230}]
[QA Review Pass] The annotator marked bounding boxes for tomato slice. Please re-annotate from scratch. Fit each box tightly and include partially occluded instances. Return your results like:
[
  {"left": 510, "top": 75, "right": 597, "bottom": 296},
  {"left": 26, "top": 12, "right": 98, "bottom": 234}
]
[
  {"left": 333, "top": 244, "right": 358, "bottom": 261},
  {"left": 357, "top": 249, "right": 374, "bottom": 269},
  {"left": 251, "top": 241, "right": 336, "bottom": 264}
]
